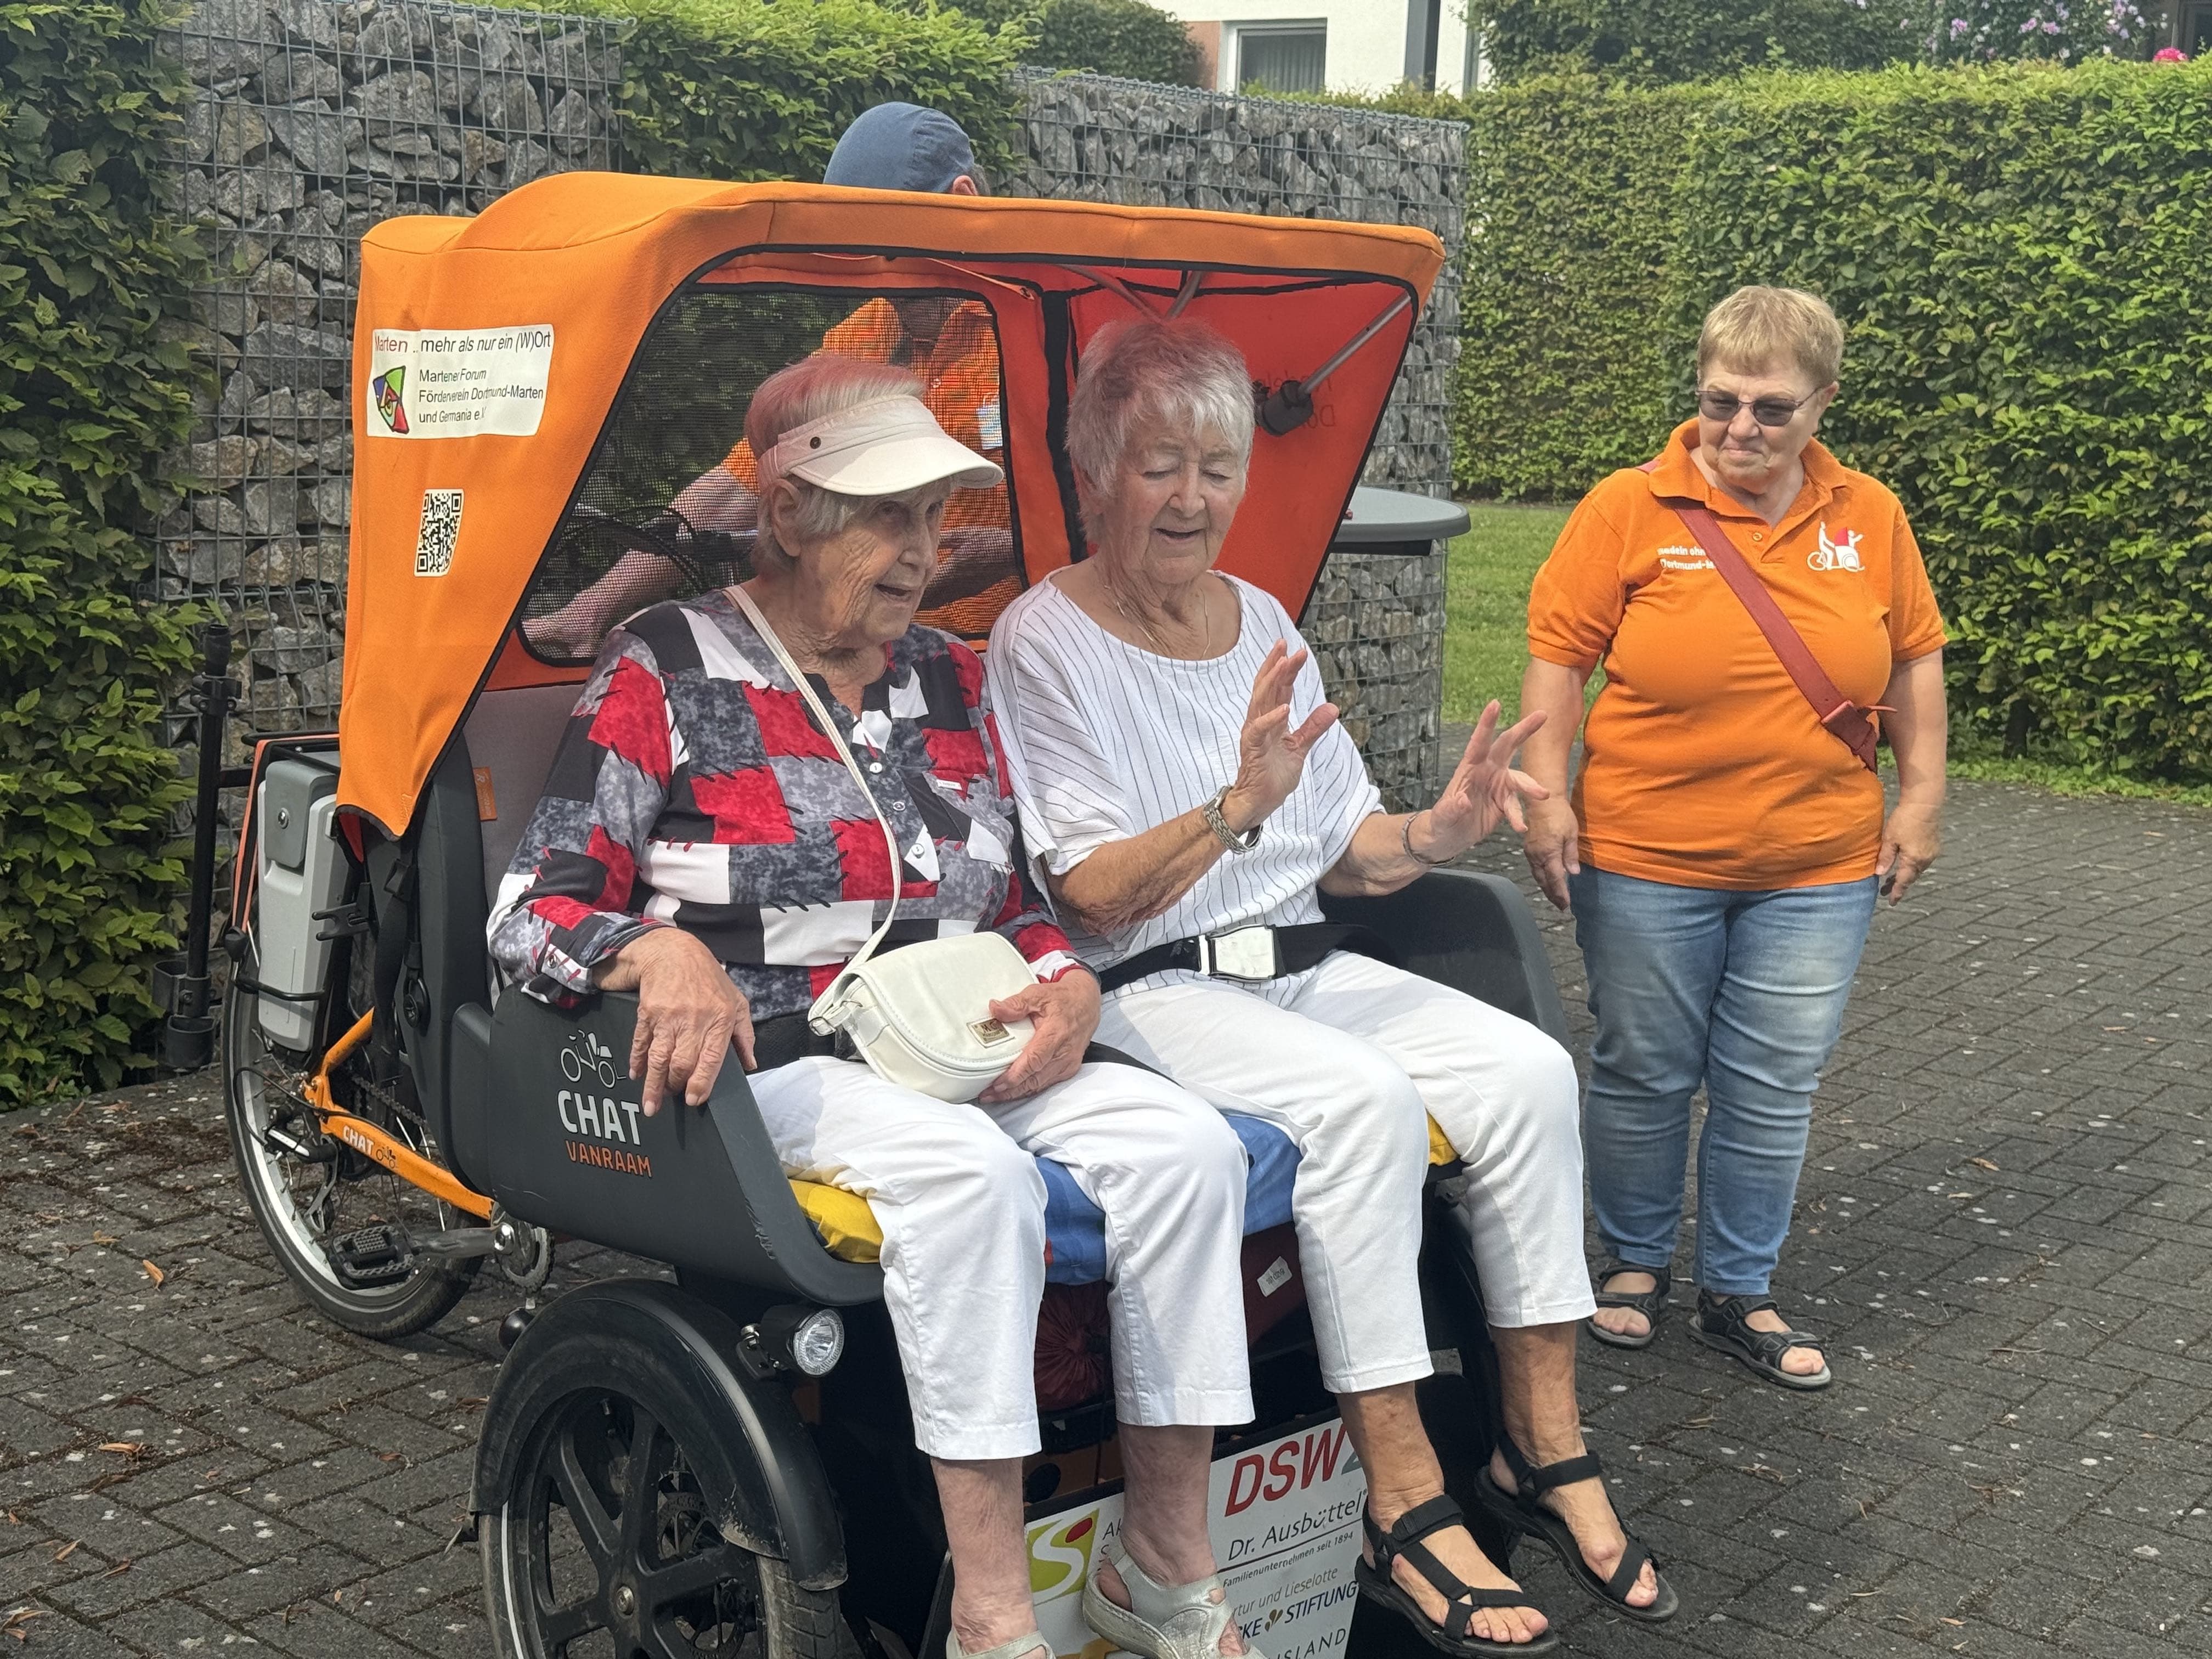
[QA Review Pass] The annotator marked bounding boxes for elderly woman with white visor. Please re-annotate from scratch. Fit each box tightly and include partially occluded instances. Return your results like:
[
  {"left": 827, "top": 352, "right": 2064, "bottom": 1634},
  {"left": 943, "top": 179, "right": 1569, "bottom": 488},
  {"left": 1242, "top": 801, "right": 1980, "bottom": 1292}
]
[
  {"left": 492, "top": 353, "right": 1266, "bottom": 1659},
  {"left": 988, "top": 319, "right": 1678, "bottom": 1654}
]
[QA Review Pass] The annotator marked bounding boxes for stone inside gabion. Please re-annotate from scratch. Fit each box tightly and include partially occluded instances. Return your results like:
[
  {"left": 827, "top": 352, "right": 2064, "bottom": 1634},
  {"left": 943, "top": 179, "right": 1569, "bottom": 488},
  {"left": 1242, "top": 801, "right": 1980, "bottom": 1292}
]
[{"left": 158, "top": 21, "right": 1462, "bottom": 814}]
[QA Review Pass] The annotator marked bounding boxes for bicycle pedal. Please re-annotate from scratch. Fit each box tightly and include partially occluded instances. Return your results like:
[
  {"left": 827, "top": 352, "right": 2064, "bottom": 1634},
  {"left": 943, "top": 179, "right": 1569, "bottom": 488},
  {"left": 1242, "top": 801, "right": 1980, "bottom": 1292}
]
[{"left": 324, "top": 1223, "right": 414, "bottom": 1287}]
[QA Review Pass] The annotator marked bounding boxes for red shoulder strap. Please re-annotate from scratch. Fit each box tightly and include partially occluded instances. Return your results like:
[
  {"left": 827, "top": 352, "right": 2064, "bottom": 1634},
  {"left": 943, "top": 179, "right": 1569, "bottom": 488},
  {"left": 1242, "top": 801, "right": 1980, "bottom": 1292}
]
[{"left": 1664, "top": 499, "right": 1882, "bottom": 776}]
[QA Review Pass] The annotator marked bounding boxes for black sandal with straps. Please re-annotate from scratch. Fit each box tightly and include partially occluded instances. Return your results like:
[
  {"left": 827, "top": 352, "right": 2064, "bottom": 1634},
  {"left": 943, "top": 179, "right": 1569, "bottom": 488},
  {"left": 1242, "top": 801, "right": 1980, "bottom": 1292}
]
[
  {"left": 1587, "top": 1259, "right": 1671, "bottom": 1350},
  {"left": 1693, "top": 1291, "right": 1833, "bottom": 1390},
  {"left": 1355, "top": 1494, "right": 1558, "bottom": 1656},
  {"left": 1472, "top": 1438, "right": 1679, "bottom": 1623}
]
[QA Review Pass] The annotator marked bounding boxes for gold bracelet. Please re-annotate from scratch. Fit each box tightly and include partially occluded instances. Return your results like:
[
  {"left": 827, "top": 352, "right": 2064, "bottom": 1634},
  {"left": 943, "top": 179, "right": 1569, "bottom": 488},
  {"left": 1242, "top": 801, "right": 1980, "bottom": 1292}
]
[{"left": 1400, "top": 810, "right": 1452, "bottom": 867}]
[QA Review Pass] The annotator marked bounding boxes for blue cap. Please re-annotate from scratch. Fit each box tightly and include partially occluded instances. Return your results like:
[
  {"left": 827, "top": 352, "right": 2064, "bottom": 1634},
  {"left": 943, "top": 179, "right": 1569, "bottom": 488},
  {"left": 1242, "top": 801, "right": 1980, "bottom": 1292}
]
[{"left": 824, "top": 103, "right": 978, "bottom": 194}]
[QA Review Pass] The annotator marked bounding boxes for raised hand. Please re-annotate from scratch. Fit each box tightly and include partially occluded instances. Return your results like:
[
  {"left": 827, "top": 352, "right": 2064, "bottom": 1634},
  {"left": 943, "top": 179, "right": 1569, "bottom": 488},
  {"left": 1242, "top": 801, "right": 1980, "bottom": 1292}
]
[
  {"left": 1426, "top": 699, "right": 1549, "bottom": 855},
  {"left": 1223, "top": 641, "right": 1340, "bottom": 831}
]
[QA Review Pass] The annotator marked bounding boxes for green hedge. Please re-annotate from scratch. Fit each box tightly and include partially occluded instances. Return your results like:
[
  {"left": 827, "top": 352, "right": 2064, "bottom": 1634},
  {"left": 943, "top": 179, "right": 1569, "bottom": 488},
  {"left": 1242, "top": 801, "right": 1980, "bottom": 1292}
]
[
  {"left": 1472, "top": 0, "right": 1922, "bottom": 83},
  {"left": 538, "top": 0, "right": 1028, "bottom": 183},
  {"left": 1020, "top": 0, "right": 1201, "bottom": 86},
  {"left": 1454, "top": 76, "right": 1702, "bottom": 499},
  {"left": 916, "top": 0, "right": 1203, "bottom": 86},
  {"left": 0, "top": 0, "right": 205, "bottom": 1107},
  {"left": 1462, "top": 60, "right": 2212, "bottom": 780},
  {"left": 1682, "top": 63, "right": 2212, "bottom": 779}
]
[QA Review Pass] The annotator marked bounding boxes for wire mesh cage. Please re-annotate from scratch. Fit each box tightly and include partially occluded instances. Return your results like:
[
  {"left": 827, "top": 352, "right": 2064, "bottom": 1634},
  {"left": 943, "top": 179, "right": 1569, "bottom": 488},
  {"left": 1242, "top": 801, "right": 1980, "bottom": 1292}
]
[{"left": 156, "top": 0, "right": 623, "bottom": 757}]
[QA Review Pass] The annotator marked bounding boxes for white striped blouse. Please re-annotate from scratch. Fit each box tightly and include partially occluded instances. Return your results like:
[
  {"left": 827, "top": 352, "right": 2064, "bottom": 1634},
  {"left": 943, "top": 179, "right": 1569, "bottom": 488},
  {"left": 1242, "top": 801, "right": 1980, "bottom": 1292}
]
[{"left": 986, "top": 572, "right": 1383, "bottom": 977}]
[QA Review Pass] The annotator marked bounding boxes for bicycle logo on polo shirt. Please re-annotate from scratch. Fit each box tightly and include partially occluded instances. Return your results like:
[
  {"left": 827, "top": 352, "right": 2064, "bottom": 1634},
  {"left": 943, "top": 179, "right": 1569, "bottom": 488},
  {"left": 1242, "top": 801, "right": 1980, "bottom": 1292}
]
[{"left": 1808, "top": 522, "right": 1864, "bottom": 572}]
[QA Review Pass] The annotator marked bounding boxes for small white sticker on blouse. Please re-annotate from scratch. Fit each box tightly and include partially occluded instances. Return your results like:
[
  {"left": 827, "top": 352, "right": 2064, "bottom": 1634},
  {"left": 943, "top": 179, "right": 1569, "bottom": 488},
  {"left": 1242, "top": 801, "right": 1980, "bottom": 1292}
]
[
  {"left": 975, "top": 400, "right": 1003, "bottom": 450},
  {"left": 1257, "top": 1257, "right": 1293, "bottom": 1297}
]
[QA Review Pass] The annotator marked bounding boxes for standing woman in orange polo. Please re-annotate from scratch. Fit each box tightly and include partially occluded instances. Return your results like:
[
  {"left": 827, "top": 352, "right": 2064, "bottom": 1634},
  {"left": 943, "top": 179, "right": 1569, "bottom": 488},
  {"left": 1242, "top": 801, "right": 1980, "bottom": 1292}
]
[{"left": 1517, "top": 287, "right": 1949, "bottom": 1390}]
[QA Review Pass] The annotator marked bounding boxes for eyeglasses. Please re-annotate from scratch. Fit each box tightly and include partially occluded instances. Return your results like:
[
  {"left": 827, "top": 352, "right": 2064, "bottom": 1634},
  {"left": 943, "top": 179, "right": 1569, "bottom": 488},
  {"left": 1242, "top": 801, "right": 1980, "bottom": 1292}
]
[{"left": 1697, "top": 388, "right": 1816, "bottom": 428}]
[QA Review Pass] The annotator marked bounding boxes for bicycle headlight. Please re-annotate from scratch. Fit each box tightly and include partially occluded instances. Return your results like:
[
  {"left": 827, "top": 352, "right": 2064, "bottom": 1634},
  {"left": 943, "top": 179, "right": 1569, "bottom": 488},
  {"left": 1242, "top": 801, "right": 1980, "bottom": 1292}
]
[
  {"left": 751, "top": 1304, "right": 845, "bottom": 1378},
  {"left": 788, "top": 1308, "right": 844, "bottom": 1377}
]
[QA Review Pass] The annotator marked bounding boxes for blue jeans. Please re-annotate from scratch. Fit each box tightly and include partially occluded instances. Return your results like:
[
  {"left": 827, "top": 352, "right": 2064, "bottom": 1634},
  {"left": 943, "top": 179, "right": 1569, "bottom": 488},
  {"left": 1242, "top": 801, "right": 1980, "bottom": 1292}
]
[{"left": 1568, "top": 866, "right": 1877, "bottom": 1297}]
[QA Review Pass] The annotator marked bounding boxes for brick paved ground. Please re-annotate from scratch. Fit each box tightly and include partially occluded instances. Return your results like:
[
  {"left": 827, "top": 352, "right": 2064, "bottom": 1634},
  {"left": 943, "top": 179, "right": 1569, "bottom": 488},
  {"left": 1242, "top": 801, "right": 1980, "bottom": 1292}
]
[{"left": 4, "top": 774, "right": 2209, "bottom": 1657}]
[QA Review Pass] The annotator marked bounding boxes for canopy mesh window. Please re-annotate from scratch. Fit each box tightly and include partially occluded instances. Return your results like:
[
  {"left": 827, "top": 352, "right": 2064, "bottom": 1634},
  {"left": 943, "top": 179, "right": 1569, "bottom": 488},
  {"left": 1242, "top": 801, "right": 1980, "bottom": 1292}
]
[{"left": 519, "top": 285, "right": 1018, "bottom": 663}]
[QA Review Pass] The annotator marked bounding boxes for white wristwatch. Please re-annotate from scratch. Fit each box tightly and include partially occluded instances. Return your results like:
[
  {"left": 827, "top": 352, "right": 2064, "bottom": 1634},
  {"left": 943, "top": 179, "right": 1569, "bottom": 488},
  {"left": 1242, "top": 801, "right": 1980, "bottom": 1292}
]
[{"left": 1203, "top": 786, "right": 1261, "bottom": 853}]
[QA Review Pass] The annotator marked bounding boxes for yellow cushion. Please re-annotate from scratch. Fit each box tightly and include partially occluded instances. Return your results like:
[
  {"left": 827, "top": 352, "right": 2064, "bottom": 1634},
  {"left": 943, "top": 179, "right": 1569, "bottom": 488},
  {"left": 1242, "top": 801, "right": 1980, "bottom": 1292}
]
[
  {"left": 791, "top": 1180, "right": 884, "bottom": 1262},
  {"left": 792, "top": 1113, "right": 1458, "bottom": 1264}
]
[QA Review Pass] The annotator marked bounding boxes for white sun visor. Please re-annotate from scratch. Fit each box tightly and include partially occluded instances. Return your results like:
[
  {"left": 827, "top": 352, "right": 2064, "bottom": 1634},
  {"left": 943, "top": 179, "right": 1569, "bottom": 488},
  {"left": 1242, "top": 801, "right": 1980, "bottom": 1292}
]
[{"left": 763, "top": 395, "right": 1003, "bottom": 496}]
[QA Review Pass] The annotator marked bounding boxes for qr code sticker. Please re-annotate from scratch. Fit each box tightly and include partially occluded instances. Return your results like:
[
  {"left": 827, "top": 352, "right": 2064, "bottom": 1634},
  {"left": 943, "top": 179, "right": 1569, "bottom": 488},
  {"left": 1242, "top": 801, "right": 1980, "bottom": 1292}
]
[{"left": 415, "top": 489, "right": 463, "bottom": 577}]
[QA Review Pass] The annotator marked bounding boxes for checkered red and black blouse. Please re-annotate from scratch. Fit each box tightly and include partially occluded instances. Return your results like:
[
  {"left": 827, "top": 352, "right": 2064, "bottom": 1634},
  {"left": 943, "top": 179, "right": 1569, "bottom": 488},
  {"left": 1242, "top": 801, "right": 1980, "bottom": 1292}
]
[{"left": 487, "top": 588, "right": 1080, "bottom": 1019}]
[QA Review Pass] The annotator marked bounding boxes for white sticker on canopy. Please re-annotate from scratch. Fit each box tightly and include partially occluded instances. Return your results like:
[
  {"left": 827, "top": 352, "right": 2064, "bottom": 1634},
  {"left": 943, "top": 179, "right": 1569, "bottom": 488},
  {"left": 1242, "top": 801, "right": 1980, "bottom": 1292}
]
[
  {"left": 365, "top": 325, "right": 555, "bottom": 438},
  {"left": 1026, "top": 1419, "right": 1366, "bottom": 1659}
]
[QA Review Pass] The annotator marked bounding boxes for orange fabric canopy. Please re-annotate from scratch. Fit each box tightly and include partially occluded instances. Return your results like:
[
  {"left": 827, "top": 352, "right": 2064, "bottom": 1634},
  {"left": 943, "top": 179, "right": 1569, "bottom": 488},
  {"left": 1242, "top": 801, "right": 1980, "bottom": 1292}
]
[{"left": 340, "top": 174, "right": 1444, "bottom": 836}]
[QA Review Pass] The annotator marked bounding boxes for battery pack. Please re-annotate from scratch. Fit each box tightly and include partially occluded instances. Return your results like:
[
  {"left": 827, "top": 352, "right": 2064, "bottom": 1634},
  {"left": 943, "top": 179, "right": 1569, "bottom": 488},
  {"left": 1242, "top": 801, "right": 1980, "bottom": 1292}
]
[{"left": 256, "top": 759, "right": 345, "bottom": 1049}]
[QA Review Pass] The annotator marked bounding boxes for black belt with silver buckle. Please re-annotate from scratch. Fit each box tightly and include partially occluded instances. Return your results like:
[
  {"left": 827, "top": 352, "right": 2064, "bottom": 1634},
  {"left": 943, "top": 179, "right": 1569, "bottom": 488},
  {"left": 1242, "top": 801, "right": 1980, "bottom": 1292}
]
[{"left": 1097, "top": 923, "right": 1395, "bottom": 994}]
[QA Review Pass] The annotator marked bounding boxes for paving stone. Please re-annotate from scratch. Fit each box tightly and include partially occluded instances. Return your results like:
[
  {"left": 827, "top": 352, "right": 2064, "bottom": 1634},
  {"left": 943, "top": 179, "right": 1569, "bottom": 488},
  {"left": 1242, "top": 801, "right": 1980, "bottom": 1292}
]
[
  {"left": 0, "top": 1605, "right": 145, "bottom": 1658},
  {"left": 184, "top": 1542, "right": 370, "bottom": 1621},
  {"left": 38, "top": 1539, "right": 241, "bottom": 1620}
]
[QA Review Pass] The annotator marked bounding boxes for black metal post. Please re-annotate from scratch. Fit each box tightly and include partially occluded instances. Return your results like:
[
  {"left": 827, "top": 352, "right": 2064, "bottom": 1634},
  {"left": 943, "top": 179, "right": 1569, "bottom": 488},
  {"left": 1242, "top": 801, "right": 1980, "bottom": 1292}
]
[{"left": 156, "top": 623, "right": 234, "bottom": 1069}]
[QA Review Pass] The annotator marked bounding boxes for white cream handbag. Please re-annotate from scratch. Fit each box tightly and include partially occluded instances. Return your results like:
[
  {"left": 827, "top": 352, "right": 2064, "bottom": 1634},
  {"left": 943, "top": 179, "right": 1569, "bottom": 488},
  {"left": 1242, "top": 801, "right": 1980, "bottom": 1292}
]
[{"left": 730, "top": 587, "right": 1037, "bottom": 1103}]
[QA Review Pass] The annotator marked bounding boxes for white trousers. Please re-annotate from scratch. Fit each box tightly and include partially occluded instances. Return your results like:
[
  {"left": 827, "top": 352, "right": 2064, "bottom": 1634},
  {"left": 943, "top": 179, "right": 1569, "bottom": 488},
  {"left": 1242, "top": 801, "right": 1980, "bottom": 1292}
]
[
  {"left": 749, "top": 1056, "right": 1254, "bottom": 1460},
  {"left": 1097, "top": 952, "right": 1596, "bottom": 1397}
]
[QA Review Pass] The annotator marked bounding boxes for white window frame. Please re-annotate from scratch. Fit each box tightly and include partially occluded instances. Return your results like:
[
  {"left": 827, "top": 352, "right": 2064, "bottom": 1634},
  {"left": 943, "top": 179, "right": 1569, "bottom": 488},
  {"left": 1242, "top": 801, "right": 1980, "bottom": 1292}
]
[{"left": 1227, "top": 19, "right": 1329, "bottom": 95}]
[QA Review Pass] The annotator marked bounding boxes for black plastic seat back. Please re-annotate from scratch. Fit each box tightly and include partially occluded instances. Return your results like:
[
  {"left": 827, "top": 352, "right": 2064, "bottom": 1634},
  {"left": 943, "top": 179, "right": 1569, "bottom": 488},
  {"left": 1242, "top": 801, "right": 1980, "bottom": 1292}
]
[
  {"left": 397, "top": 743, "right": 496, "bottom": 1194},
  {"left": 463, "top": 685, "right": 586, "bottom": 912},
  {"left": 1321, "top": 868, "right": 1570, "bottom": 1047},
  {"left": 414, "top": 680, "right": 878, "bottom": 1303},
  {"left": 465, "top": 987, "right": 883, "bottom": 1305},
  {"left": 405, "top": 682, "right": 588, "bottom": 1200}
]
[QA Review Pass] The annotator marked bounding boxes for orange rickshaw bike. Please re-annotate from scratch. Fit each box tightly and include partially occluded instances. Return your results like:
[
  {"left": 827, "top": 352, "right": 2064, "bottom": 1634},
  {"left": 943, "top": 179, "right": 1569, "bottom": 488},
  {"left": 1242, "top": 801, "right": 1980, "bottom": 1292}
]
[{"left": 184, "top": 174, "right": 1578, "bottom": 1659}]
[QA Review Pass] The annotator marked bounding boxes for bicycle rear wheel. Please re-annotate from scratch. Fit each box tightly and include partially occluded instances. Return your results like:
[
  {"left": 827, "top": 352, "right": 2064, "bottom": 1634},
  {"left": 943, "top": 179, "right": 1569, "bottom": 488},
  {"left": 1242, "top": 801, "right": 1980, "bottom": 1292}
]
[{"left": 225, "top": 937, "right": 478, "bottom": 1338}]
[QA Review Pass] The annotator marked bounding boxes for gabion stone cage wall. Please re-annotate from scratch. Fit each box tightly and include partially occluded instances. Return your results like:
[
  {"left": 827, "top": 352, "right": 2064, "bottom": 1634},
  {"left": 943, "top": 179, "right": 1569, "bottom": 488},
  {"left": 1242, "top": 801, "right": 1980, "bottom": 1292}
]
[
  {"left": 1011, "top": 71, "right": 1465, "bottom": 809},
  {"left": 157, "top": 0, "right": 621, "bottom": 757}
]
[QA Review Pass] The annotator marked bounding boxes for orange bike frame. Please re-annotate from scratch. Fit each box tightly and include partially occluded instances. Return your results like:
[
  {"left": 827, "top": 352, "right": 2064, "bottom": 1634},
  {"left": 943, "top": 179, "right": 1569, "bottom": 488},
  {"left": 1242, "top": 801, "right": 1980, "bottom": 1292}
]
[{"left": 303, "top": 1012, "right": 494, "bottom": 1220}]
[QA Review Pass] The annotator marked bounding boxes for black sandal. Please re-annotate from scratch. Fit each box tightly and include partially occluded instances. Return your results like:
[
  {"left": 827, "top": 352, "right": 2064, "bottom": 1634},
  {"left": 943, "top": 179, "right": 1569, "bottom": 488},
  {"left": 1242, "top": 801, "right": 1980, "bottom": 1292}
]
[
  {"left": 1356, "top": 1494, "right": 1558, "bottom": 1655},
  {"left": 1586, "top": 1260, "right": 1670, "bottom": 1350},
  {"left": 1473, "top": 1438, "right": 1679, "bottom": 1623},
  {"left": 1692, "top": 1291, "right": 1833, "bottom": 1390}
]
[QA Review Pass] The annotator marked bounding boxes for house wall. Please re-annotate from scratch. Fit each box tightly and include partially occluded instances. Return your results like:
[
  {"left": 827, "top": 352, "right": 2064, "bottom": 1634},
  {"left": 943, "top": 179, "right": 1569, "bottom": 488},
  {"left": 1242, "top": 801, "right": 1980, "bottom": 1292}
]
[{"left": 1161, "top": 2, "right": 1481, "bottom": 95}]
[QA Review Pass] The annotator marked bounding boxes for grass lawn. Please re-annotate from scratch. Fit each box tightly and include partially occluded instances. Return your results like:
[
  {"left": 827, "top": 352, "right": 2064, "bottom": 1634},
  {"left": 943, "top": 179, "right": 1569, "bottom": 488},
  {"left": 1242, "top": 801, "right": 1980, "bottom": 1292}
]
[
  {"left": 1439, "top": 500, "right": 2212, "bottom": 806},
  {"left": 1442, "top": 501, "right": 1570, "bottom": 722}
]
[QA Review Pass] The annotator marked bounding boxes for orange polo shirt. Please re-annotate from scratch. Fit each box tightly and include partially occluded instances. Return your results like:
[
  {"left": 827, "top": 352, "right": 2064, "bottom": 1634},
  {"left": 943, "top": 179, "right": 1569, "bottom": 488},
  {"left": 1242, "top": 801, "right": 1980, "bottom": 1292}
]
[
  {"left": 726, "top": 298, "right": 1017, "bottom": 638},
  {"left": 1527, "top": 420, "right": 1946, "bottom": 891}
]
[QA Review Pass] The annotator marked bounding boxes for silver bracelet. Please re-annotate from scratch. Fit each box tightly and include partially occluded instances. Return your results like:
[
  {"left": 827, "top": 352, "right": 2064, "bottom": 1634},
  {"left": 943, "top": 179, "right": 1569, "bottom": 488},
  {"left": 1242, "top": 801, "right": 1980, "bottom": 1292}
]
[
  {"left": 1401, "top": 810, "right": 1452, "bottom": 867},
  {"left": 1203, "top": 786, "right": 1261, "bottom": 853}
]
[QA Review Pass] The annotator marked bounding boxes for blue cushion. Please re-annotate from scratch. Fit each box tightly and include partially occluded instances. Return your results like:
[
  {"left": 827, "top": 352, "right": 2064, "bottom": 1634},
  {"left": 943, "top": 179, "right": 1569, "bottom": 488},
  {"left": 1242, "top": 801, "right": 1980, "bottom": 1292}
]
[{"left": 1037, "top": 1113, "right": 1298, "bottom": 1286}]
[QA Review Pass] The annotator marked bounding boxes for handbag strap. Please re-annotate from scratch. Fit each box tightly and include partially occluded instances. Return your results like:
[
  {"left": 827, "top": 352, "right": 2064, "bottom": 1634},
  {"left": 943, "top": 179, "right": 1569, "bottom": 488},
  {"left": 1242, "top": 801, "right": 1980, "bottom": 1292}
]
[
  {"left": 1656, "top": 489, "right": 1882, "bottom": 775},
  {"left": 726, "top": 585, "right": 904, "bottom": 1029}
]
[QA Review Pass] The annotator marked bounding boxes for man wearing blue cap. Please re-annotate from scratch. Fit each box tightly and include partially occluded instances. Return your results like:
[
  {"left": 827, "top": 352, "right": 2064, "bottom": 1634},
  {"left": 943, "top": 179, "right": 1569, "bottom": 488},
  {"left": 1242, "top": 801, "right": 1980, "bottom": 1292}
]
[
  {"left": 527, "top": 104, "right": 1017, "bottom": 655},
  {"left": 826, "top": 99, "right": 985, "bottom": 194}
]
